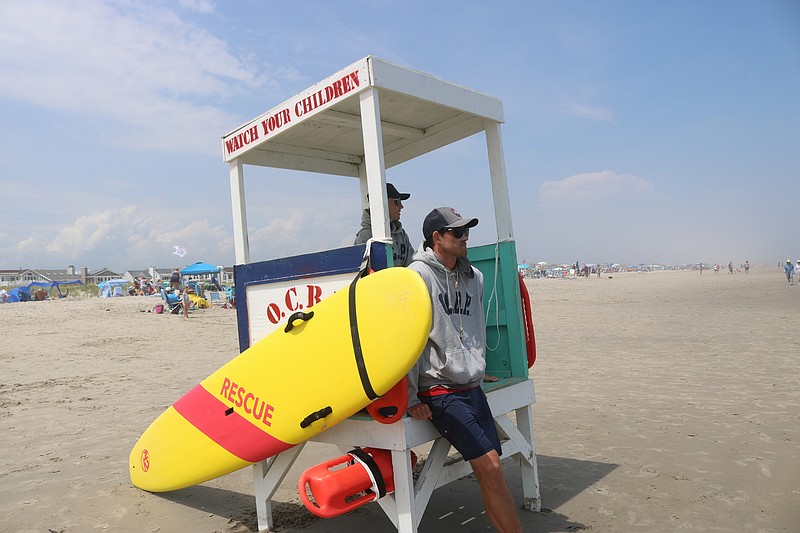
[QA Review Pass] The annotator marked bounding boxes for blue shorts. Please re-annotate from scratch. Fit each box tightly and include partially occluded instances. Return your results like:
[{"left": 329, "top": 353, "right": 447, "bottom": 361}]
[{"left": 419, "top": 387, "right": 501, "bottom": 461}]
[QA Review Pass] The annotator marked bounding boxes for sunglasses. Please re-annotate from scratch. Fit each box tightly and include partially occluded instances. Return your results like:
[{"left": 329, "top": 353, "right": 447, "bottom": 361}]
[
  {"left": 443, "top": 227, "right": 469, "bottom": 239},
  {"left": 391, "top": 198, "right": 403, "bottom": 206}
]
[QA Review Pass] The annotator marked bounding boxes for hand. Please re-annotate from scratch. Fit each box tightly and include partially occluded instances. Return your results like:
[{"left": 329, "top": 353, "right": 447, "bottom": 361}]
[{"left": 408, "top": 403, "right": 432, "bottom": 420}]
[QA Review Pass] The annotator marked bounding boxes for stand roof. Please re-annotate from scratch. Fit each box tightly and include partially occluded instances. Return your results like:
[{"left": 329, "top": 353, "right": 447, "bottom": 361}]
[{"left": 222, "top": 56, "right": 504, "bottom": 176}]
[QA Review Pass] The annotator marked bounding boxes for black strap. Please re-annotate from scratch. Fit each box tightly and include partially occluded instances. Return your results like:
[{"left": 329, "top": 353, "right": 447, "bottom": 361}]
[
  {"left": 299, "top": 406, "right": 332, "bottom": 428},
  {"left": 349, "top": 448, "right": 387, "bottom": 498},
  {"left": 348, "top": 275, "right": 378, "bottom": 401},
  {"left": 284, "top": 310, "right": 314, "bottom": 332}
]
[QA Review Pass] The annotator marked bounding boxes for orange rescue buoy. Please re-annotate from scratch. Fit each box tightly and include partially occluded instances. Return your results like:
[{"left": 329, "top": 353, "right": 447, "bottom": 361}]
[{"left": 298, "top": 447, "right": 416, "bottom": 518}]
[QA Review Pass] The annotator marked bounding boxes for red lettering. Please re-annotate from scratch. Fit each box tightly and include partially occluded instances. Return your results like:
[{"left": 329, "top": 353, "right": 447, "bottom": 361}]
[
  {"left": 218, "top": 377, "right": 273, "bottom": 425},
  {"left": 225, "top": 138, "right": 236, "bottom": 154},
  {"left": 261, "top": 108, "right": 292, "bottom": 135},
  {"left": 285, "top": 287, "right": 300, "bottom": 311},
  {"left": 228, "top": 382, "right": 238, "bottom": 403},
  {"left": 244, "top": 125, "right": 258, "bottom": 145},
  {"left": 266, "top": 303, "right": 282, "bottom": 324},
  {"left": 220, "top": 377, "right": 231, "bottom": 397},
  {"left": 349, "top": 70, "right": 360, "bottom": 88},
  {"left": 263, "top": 404, "right": 274, "bottom": 426},
  {"left": 341, "top": 74, "right": 352, "bottom": 93},
  {"left": 332, "top": 80, "right": 343, "bottom": 98},
  {"left": 306, "top": 285, "right": 322, "bottom": 308}
]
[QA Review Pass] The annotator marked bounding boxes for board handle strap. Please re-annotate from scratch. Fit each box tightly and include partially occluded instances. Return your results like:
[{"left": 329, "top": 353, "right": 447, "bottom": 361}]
[
  {"left": 284, "top": 311, "right": 314, "bottom": 332},
  {"left": 300, "top": 406, "right": 333, "bottom": 428}
]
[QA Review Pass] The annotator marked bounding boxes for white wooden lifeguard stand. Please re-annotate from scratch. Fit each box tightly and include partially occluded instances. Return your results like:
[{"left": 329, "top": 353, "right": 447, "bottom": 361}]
[{"left": 222, "top": 56, "right": 540, "bottom": 532}]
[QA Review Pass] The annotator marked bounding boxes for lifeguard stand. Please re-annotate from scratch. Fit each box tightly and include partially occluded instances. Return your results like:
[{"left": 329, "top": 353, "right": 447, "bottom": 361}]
[{"left": 223, "top": 56, "right": 540, "bottom": 532}]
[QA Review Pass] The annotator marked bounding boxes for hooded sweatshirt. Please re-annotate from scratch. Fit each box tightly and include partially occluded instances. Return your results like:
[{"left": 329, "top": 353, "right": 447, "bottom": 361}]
[
  {"left": 354, "top": 209, "right": 415, "bottom": 267},
  {"left": 406, "top": 245, "right": 486, "bottom": 408}
]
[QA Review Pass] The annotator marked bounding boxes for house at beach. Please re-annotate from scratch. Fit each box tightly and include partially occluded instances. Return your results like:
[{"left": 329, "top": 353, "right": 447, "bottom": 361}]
[{"left": 0, "top": 265, "right": 121, "bottom": 287}]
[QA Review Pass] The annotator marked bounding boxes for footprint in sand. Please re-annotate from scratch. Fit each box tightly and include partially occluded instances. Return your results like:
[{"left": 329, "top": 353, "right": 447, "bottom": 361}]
[{"left": 636, "top": 465, "right": 660, "bottom": 478}]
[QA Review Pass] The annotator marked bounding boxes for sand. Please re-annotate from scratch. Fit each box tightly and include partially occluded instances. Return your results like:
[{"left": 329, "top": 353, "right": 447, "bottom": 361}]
[{"left": 1, "top": 267, "right": 798, "bottom": 532}]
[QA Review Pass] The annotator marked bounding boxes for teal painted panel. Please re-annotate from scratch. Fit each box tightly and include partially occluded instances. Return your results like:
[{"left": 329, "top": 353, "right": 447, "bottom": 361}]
[{"left": 467, "top": 241, "right": 528, "bottom": 378}]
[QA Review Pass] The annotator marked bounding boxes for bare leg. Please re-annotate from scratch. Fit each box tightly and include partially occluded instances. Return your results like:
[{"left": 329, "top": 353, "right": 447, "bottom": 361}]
[{"left": 470, "top": 450, "right": 522, "bottom": 533}]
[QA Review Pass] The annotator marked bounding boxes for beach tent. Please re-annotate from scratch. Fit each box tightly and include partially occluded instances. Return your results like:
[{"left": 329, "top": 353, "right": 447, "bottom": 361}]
[
  {"left": 26, "top": 280, "right": 85, "bottom": 298},
  {"left": 6, "top": 287, "right": 31, "bottom": 303},
  {"left": 98, "top": 279, "right": 129, "bottom": 298},
  {"left": 180, "top": 262, "right": 220, "bottom": 275}
]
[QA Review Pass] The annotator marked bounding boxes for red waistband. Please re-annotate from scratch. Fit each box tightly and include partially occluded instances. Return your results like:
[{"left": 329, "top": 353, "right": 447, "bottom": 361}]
[{"left": 417, "top": 385, "right": 476, "bottom": 397}]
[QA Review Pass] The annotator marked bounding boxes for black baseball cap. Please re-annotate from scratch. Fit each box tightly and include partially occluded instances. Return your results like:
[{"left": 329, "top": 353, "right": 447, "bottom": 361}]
[
  {"left": 422, "top": 207, "right": 479, "bottom": 241},
  {"left": 386, "top": 183, "right": 410, "bottom": 200}
]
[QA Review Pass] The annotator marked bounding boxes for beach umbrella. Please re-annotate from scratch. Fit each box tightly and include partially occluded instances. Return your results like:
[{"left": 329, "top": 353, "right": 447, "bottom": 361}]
[{"left": 180, "top": 262, "right": 220, "bottom": 275}]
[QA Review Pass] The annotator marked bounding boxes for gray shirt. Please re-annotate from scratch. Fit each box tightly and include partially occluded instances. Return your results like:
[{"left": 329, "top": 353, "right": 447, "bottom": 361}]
[
  {"left": 406, "top": 245, "right": 486, "bottom": 407},
  {"left": 354, "top": 209, "right": 415, "bottom": 267}
]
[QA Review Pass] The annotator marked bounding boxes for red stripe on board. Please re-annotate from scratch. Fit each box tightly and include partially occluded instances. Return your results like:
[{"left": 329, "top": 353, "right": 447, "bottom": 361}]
[{"left": 173, "top": 385, "right": 293, "bottom": 463}]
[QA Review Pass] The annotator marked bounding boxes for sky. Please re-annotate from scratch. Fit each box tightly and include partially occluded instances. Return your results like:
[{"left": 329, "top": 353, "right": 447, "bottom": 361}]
[{"left": 1, "top": 0, "right": 798, "bottom": 272}]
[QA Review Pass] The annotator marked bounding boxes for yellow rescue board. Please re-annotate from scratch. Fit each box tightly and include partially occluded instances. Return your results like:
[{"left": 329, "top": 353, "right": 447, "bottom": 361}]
[{"left": 130, "top": 268, "right": 431, "bottom": 492}]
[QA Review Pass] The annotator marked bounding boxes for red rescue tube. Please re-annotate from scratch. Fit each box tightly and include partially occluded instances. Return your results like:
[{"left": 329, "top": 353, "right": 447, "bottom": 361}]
[
  {"left": 366, "top": 376, "right": 408, "bottom": 424},
  {"left": 519, "top": 273, "right": 536, "bottom": 367}
]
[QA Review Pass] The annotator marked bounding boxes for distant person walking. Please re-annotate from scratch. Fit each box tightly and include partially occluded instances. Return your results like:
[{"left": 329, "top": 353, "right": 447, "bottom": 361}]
[
  {"left": 728, "top": 261, "right": 733, "bottom": 274},
  {"left": 784, "top": 259, "right": 794, "bottom": 285},
  {"left": 744, "top": 261, "right": 750, "bottom": 274}
]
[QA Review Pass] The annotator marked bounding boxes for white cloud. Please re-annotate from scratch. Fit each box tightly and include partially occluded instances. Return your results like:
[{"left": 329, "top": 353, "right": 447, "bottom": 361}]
[
  {"left": 539, "top": 170, "right": 655, "bottom": 210},
  {"left": 562, "top": 101, "right": 614, "bottom": 122},
  {"left": 177, "top": 0, "right": 215, "bottom": 14},
  {"left": 0, "top": 0, "right": 262, "bottom": 153},
  {"left": 8, "top": 205, "right": 234, "bottom": 269}
]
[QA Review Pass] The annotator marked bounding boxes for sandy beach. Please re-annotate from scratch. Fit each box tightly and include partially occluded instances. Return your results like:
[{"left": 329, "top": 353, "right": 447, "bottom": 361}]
[{"left": 1, "top": 267, "right": 798, "bottom": 532}]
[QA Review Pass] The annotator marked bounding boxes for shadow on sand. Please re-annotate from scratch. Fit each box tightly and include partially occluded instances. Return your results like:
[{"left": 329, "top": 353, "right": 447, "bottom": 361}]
[{"left": 157, "top": 454, "right": 617, "bottom": 532}]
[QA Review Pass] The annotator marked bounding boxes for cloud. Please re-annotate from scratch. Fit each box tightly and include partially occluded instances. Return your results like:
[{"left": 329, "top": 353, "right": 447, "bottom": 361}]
[
  {"left": 246, "top": 197, "right": 358, "bottom": 261},
  {"left": 177, "top": 0, "right": 215, "bottom": 13},
  {"left": 562, "top": 102, "right": 614, "bottom": 122},
  {"left": 0, "top": 0, "right": 263, "bottom": 153},
  {"left": 539, "top": 170, "right": 655, "bottom": 210},
  {"left": 8, "top": 205, "right": 234, "bottom": 269}
]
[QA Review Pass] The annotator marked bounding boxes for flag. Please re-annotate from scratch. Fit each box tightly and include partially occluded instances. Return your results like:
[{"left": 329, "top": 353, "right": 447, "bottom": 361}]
[{"left": 172, "top": 245, "right": 187, "bottom": 258}]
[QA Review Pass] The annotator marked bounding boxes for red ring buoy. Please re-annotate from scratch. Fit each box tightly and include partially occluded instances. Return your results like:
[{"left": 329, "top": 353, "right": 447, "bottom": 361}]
[{"left": 519, "top": 273, "right": 536, "bottom": 367}]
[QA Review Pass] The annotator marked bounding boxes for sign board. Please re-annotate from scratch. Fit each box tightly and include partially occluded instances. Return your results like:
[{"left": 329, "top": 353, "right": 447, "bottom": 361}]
[
  {"left": 244, "top": 272, "right": 352, "bottom": 345},
  {"left": 222, "top": 57, "right": 371, "bottom": 161}
]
